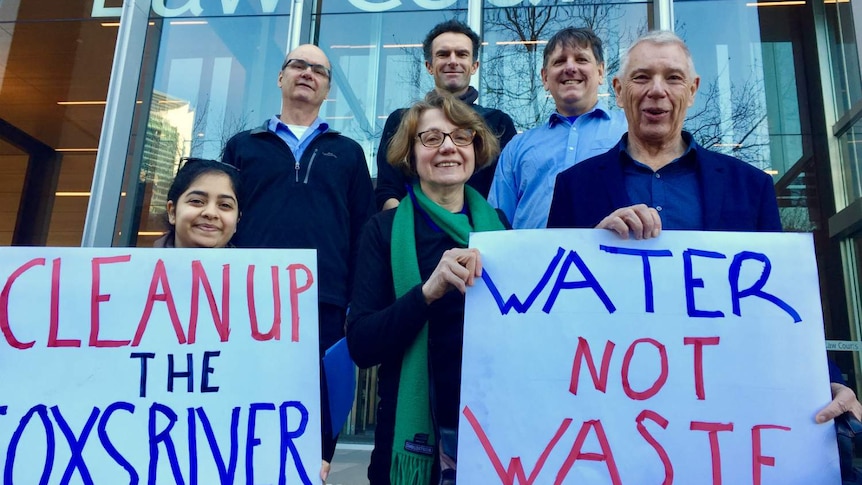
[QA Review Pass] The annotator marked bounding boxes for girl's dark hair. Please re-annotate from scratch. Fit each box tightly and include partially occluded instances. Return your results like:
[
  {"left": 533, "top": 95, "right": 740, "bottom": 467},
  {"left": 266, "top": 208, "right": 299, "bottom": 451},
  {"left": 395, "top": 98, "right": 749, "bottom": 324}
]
[{"left": 163, "top": 158, "right": 241, "bottom": 241}]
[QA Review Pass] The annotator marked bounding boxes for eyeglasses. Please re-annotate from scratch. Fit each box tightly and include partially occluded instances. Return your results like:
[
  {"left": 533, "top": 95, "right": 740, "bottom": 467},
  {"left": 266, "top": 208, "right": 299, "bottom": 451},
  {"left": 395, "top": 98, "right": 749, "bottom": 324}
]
[
  {"left": 416, "top": 129, "right": 475, "bottom": 148},
  {"left": 282, "top": 58, "right": 332, "bottom": 79}
]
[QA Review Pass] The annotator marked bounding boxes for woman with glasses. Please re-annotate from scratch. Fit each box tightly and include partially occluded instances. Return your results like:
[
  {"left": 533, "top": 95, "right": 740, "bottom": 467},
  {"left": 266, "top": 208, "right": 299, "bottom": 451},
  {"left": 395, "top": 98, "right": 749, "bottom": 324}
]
[
  {"left": 347, "top": 92, "right": 508, "bottom": 485},
  {"left": 154, "top": 158, "right": 241, "bottom": 248}
]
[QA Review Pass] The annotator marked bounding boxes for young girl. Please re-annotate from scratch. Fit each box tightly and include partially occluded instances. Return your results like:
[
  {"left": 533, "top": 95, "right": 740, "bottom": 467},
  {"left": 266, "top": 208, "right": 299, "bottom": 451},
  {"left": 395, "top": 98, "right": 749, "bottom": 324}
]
[{"left": 155, "top": 158, "right": 241, "bottom": 248}]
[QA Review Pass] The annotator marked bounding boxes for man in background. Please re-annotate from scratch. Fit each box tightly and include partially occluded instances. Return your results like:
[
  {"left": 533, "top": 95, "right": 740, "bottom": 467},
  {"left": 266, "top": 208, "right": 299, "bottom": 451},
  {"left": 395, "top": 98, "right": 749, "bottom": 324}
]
[
  {"left": 489, "top": 27, "right": 627, "bottom": 228},
  {"left": 375, "top": 19, "right": 516, "bottom": 210},
  {"left": 222, "top": 44, "right": 375, "bottom": 481}
]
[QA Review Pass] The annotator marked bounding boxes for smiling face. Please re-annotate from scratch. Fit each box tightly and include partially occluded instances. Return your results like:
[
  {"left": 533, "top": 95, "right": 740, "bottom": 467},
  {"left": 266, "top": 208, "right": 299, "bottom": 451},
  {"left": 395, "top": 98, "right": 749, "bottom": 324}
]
[
  {"left": 613, "top": 41, "right": 700, "bottom": 149},
  {"left": 425, "top": 32, "right": 478, "bottom": 97},
  {"left": 167, "top": 172, "right": 239, "bottom": 249},
  {"left": 414, "top": 108, "right": 476, "bottom": 199},
  {"left": 541, "top": 43, "right": 605, "bottom": 117},
  {"left": 278, "top": 44, "right": 331, "bottom": 109}
]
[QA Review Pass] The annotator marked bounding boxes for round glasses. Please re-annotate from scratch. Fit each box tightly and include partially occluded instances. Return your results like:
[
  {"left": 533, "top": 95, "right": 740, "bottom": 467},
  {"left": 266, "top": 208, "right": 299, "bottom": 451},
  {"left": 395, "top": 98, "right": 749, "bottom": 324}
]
[{"left": 416, "top": 129, "right": 475, "bottom": 148}]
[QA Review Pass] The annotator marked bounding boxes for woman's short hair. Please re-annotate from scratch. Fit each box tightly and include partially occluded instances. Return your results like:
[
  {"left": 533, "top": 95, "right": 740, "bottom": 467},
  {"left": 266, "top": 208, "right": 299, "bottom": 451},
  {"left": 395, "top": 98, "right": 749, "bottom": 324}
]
[
  {"left": 386, "top": 91, "right": 500, "bottom": 178},
  {"left": 164, "top": 158, "right": 241, "bottom": 234}
]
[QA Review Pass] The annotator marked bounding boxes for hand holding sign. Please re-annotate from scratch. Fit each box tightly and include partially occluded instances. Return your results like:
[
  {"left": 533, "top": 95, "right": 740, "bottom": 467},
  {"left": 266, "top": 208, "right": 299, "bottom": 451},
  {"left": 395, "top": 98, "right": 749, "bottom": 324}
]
[
  {"left": 422, "top": 248, "right": 483, "bottom": 304},
  {"left": 459, "top": 229, "right": 840, "bottom": 484},
  {"left": 596, "top": 203, "right": 662, "bottom": 240}
]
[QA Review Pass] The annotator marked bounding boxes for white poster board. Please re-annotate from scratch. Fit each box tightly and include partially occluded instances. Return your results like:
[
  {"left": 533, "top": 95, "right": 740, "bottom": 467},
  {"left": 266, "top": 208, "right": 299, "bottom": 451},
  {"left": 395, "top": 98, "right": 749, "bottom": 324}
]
[
  {"left": 459, "top": 229, "right": 840, "bottom": 484},
  {"left": 0, "top": 248, "right": 321, "bottom": 484}
]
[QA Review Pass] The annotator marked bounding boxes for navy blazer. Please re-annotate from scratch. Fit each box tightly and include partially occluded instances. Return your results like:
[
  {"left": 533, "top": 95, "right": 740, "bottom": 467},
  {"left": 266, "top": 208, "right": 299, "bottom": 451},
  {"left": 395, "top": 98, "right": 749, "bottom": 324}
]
[{"left": 547, "top": 138, "right": 782, "bottom": 232}]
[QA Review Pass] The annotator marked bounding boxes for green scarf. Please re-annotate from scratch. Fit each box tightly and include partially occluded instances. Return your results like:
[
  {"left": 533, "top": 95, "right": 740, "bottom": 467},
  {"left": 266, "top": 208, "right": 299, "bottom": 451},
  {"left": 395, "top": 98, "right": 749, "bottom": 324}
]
[{"left": 390, "top": 183, "right": 505, "bottom": 484}]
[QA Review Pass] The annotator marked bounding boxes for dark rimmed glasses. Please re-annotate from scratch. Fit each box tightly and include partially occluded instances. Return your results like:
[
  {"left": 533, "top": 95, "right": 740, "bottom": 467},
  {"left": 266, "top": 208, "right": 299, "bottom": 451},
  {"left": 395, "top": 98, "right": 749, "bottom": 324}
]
[
  {"left": 416, "top": 129, "right": 475, "bottom": 148},
  {"left": 282, "top": 58, "right": 332, "bottom": 80}
]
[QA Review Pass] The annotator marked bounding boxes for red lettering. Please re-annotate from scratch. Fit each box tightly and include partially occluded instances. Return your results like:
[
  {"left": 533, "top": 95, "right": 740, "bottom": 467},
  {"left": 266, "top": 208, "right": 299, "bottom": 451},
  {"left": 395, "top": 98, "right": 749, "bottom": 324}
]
[
  {"left": 247, "top": 265, "right": 281, "bottom": 341},
  {"left": 636, "top": 410, "right": 673, "bottom": 484},
  {"left": 621, "top": 338, "right": 668, "bottom": 400},
  {"left": 188, "top": 261, "right": 230, "bottom": 344},
  {"left": 1, "top": 257, "right": 44, "bottom": 349},
  {"left": 690, "top": 421, "right": 734, "bottom": 485},
  {"left": 462, "top": 405, "right": 571, "bottom": 485},
  {"left": 90, "top": 255, "right": 132, "bottom": 347},
  {"left": 569, "top": 337, "right": 615, "bottom": 395},
  {"left": 288, "top": 264, "right": 313, "bottom": 343},
  {"left": 131, "top": 259, "right": 185, "bottom": 346},
  {"left": 555, "top": 419, "right": 621, "bottom": 485},
  {"left": 683, "top": 336, "right": 720, "bottom": 400},
  {"left": 47, "top": 258, "right": 80, "bottom": 347},
  {"left": 751, "top": 424, "right": 790, "bottom": 485}
]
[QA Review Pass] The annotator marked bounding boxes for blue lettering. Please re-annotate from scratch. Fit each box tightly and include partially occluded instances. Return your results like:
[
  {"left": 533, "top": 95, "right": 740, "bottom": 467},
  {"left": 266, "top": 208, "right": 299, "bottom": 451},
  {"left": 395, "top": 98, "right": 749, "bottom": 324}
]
[
  {"left": 131, "top": 352, "right": 156, "bottom": 398},
  {"left": 197, "top": 407, "right": 239, "bottom": 484},
  {"left": 187, "top": 408, "right": 197, "bottom": 485},
  {"left": 683, "top": 249, "right": 726, "bottom": 318},
  {"left": 51, "top": 405, "right": 98, "bottom": 485},
  {"left": 600, "top": 246, "right": 673, "bottom": 313},
  {"left": 168, "top": 353, "right": 194, "bottom": 393},
  {"left": 729, "top": 251, "right": 801, "bottom": 323},
  {"left": 148, "top": 403, "right": 185, "bottom": 485},
  {"left": 98, "top": 402, "right": 138, "bottom": 484},
  {"left": 4, "top": 404, "right": 54, "bottom": 485},
  {"left": 542, "top": 250, "right": 615, "bottom": 314},
  {"left": 278, "top": 401, "right": 311, "bottom": 485},
  {"left": 245, "top": 403, "right": 275, "bottom": 484},
  {"left": 201, "top": 351, "right": 220, "bottom": 393},
  {"left": 481, "top": 247, "right": 565, "bottom": 314}
]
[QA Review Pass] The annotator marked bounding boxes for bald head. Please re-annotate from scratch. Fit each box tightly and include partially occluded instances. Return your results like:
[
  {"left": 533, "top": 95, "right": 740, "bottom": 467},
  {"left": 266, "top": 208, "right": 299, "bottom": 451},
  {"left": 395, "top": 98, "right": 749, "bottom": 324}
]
[{"left": 278, "top": 44, "right": 331, "bottom": 119}]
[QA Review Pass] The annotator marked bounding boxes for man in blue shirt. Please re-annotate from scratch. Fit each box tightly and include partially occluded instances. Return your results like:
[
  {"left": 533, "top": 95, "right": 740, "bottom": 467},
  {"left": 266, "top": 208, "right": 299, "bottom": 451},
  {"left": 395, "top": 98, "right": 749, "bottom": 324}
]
[
  {"left": 222, "top": 44, "right": 375, "bottom": 481},
  {"left": 488, "top": 27, "right": 627, "bottom": 229},
  {"left": 548, "top": 29, "right": 862, "bottom": 439}
]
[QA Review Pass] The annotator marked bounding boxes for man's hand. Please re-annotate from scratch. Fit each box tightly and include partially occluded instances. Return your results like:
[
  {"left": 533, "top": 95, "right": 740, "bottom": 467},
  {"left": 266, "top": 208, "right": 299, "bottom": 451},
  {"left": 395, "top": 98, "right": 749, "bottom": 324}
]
[
  {"left": 596, "top": 204, "right": 662, "bottom": 240},
  {"left": 421, "top": 248, "right": 482, "bottom": 305},
  {"left": 816, "top": 382, "right": 862, "bottom": 423},
  {"left": 382, "top": 198, "right": 400, "bottom": 210}
]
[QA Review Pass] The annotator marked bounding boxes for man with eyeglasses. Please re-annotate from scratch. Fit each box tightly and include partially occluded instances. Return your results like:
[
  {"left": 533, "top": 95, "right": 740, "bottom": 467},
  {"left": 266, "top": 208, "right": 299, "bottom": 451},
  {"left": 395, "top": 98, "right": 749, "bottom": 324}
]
[
  {"left": 221, "top": 43, "right": 375, "bottom": 481},
  {"left": 488, "top": 27, "right": 627, "bottom": 229},
  {"left": 374, "top": 19, "right": 517, "bottom": 211}
]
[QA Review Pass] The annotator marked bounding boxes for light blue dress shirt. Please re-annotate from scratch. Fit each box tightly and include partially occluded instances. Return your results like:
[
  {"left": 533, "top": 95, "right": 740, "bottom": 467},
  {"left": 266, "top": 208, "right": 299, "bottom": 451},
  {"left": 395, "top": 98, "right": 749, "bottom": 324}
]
[
  {"left": 489, "top": 101, "right": 627, "bottom": 228},
  {"left": 268, "top": 115, "right": 329, "bottom": 161}
]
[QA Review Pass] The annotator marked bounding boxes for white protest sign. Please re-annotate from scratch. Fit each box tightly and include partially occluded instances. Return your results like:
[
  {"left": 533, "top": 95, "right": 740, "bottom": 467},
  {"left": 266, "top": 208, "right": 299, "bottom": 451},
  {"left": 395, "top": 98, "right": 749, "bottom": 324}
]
[
  {"left": 459, "top": 229, "right": 840, "bottom": 484},
  {"left": 0, "top": 247, "right": 321, "bottom": 484}
]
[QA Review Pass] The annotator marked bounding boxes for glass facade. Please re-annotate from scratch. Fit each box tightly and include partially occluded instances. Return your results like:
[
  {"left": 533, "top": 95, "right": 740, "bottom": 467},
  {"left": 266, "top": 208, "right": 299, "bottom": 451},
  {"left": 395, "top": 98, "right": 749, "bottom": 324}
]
[{"left": 2, "top": 0, "right": 862, "bottom": 436}]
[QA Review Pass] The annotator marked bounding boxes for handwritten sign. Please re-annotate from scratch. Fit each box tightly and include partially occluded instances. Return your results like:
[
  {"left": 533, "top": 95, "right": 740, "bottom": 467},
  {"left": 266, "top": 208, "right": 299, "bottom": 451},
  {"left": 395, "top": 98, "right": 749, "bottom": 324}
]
[
  {"left": 0, "top": 248, "right": 321, "bottom": 484},
  {"left": 459, "top": 229, "right": 840, "bottom": 484}
]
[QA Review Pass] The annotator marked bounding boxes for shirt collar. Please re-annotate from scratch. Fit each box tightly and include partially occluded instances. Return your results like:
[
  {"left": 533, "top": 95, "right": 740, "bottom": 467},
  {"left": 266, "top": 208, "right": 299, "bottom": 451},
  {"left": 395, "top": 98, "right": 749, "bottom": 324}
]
[
  {"left": 618, "top": 131, "right": 699, "bottom": 168},
  {"left": 547, "top": 99, "right": 614, "bottom": 127},
  {"left": 267, "top": 114, "right": 330, "bottom": 137}
]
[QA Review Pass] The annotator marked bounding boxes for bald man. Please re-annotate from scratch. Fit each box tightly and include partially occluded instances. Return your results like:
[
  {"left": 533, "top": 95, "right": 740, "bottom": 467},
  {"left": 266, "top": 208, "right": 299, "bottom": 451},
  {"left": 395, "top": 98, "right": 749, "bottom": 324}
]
[{"left": 222, "top": 44, "right": 375, "bottom": 478}]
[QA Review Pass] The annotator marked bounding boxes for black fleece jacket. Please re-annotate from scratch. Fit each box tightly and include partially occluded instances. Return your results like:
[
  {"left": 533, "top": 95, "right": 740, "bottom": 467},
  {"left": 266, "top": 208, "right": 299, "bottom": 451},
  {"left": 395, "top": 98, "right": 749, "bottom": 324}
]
[{"left": 222, "top": 121, "right": 375, "bottom": 309}]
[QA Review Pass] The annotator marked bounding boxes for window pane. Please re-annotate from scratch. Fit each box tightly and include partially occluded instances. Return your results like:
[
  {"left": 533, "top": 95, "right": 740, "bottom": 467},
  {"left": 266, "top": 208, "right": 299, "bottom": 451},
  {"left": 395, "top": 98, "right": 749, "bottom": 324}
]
[
  {"left": 316, "top": 3, "right": 469, "bottom": 177},
  {"left": 825, "top": 0, "right": 862, "bottom": 118},
  {"left": 481, "top": 0, "right": 650, "bottom": 132},
  {"left": 121, "top": 15, "right": 290, "bottom": 247},
  {"left": 840, "top": 117, "right": 862, "bottom": 202}
]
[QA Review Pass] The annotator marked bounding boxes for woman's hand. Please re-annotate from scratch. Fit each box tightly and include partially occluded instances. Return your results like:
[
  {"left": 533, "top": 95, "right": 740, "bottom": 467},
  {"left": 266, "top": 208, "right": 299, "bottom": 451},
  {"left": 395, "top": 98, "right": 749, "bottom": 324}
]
[{"left": 421, "top": 248, "right": 483, "bottom": 305}]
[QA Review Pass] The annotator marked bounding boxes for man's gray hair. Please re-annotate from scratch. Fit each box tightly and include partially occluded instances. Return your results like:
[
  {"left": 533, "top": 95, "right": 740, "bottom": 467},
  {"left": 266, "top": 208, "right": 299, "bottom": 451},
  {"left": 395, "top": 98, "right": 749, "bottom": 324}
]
[{"left": 618, "top": 30, "right": 697, "bottom": 79}]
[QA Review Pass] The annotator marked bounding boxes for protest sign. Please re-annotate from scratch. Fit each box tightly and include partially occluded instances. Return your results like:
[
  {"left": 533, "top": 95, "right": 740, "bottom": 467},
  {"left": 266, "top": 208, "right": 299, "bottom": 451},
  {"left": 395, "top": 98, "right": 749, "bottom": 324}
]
[
  {"left": 0, "top": 247, "right": 321, "bottom": 484},
  {"left": 459, "top": 229, "right": 840, "bottom": 484}
]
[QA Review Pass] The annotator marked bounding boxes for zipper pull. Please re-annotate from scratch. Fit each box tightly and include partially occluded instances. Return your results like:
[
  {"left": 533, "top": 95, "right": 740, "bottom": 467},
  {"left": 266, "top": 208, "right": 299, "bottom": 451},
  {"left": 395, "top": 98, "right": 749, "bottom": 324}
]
[{"left": 295, "top": 160, "right": 300, "bottom": 182}]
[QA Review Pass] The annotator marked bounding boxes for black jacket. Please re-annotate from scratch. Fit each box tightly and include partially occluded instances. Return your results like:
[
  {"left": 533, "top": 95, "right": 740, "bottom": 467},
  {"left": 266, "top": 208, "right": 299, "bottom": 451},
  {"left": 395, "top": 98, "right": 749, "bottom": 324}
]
[
  {"left": 374, "top": 88, "right": 517, "bottom": 209},
  {"left": 222, "top": 121, "right": 376, "bottom": 309},
  {"left": 347, "top": 207, "right": 508, "bottom": 484}
]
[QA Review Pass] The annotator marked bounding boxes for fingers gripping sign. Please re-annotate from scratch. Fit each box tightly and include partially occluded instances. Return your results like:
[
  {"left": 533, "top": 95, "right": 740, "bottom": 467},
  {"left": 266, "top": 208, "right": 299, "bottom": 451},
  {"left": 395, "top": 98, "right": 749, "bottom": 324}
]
[
  {"left": 422, "top": 248, "right": 483, "bottom": 304},
  {"left": 597, "top": 204, "right": 662, "bottom": 240}
]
